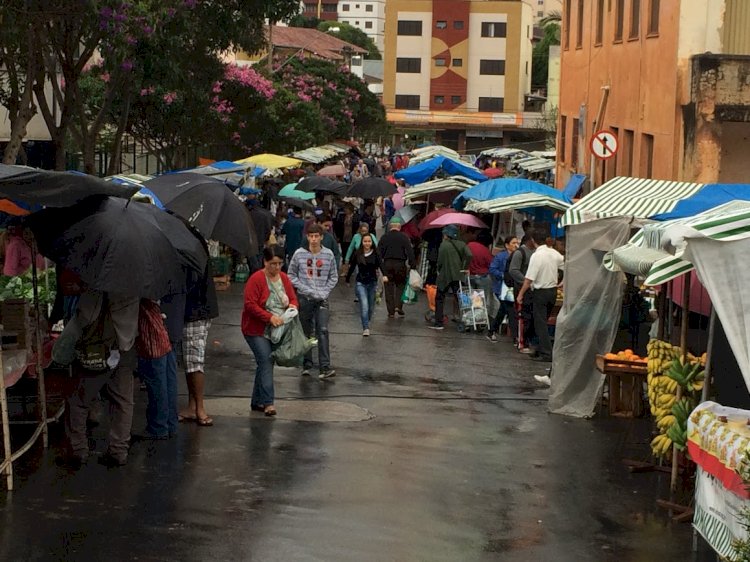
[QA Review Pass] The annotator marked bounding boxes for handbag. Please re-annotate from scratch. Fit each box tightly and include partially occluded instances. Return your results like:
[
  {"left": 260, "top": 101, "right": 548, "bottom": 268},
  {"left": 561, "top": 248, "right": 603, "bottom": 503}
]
[{"left": 408, "top": 269, "right": 423, "bottom": 291}]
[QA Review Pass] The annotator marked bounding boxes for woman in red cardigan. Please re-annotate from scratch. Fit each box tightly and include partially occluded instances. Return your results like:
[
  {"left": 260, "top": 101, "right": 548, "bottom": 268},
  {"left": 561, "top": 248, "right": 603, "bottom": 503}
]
[{"left": 242, "top": 245, "right": 298, "bottom": 416}]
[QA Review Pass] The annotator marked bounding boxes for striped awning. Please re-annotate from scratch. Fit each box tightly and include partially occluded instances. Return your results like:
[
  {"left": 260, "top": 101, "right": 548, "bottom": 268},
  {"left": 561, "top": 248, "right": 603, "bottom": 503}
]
[
  {"left": 604, "top": 201, "right": 750, "bottom": 285},
  {"left": 402, "top": 176, "right": 477, "bottom": 203},
  {"left": 465, "top": 193, "right": 570, "bottom": 214},
  {"left": 560, "top": 176, "right": 704, "bottom": 227}
]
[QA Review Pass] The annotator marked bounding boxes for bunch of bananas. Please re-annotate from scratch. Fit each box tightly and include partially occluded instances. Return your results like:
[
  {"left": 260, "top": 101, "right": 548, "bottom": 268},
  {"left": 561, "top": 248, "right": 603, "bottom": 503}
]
[
  {"left": 646, "top": 339, "right": 705, "bottom": 458},
  {"left": 646, "top": 339, "right": 679, "bottom": 418}
]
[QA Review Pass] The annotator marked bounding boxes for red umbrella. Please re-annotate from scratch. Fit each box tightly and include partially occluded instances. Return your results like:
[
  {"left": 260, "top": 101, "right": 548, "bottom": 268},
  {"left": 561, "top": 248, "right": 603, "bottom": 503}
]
[
  {"left": 418, "top": 208, "right": 456, "bottom": 232},
  {"left": 427, "top": 212, "right": 488, "bottom": 230},
  {"left": 317, "top": 164, "right": 347, "bottom": 177},
  {"left": 483, "top": 167, "right": 504, "bottom": 179}
]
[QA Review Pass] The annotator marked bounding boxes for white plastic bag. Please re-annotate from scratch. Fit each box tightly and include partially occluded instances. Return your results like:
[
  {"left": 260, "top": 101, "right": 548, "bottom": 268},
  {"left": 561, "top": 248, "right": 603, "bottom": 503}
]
[{"left": 409, "top": 269, "right": 423, "bottom": 291}]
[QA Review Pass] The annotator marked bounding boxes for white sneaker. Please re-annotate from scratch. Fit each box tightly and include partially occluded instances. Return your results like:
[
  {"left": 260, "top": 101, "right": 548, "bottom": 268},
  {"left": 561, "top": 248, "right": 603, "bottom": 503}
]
[
  {"left": 534, "top": 375, "right": 551, "bottom": 386},
  {"left": 363, "top": 329, "right": 370, "bottom": 337}
]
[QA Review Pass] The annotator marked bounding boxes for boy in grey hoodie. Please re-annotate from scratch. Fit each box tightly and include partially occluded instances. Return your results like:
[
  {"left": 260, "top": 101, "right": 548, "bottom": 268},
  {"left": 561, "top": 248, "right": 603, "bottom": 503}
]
[{"left": 288, "top": 223, "right": 339, "bottom": 379}]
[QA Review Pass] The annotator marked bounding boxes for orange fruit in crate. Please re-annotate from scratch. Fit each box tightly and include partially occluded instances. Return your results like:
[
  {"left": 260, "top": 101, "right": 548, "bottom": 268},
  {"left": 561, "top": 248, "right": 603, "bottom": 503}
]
[{"left": 604, "top": 353, "right": 618, "bottom": 360}]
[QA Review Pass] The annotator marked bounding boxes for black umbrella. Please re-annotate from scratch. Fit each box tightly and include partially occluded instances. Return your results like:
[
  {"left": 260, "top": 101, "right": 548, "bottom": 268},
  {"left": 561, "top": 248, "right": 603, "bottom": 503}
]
[
  {"left": 297, "top": 176, "right": 350, "bottom": 196},
  {"left": 0, "top": 165, "right": 139, "bottom": 206},
  {"left": 278, "top": 196, "right": 315, "bottom": 211},
  {"left": 27, "top": 197, "right": 208, "bottom": 300},
  {"left": 347, "top": 177, "right": 397, "bottom": 199},
  {"left": 142, "top": 173, "right": 258, "bottom": 256}
]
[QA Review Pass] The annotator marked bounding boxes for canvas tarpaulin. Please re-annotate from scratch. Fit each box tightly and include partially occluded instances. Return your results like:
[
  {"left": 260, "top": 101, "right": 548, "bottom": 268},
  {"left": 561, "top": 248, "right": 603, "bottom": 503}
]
[
  {"left": 548, "top": 218, "right": 634, "bottom": 418},
  {"left": 665, "top": 232, "right": 750, "bottom": 393}
]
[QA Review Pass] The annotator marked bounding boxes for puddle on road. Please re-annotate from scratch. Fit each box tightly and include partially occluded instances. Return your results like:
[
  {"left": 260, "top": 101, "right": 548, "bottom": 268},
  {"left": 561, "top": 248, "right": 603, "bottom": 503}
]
[{"left": 203, "top": 397, "right": 374, "bottom": 423}]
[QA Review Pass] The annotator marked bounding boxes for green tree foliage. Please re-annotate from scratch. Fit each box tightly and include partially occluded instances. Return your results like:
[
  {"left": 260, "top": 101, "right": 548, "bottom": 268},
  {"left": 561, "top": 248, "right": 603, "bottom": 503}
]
[
  {"left": 532, "top": 23, "right": 560, "bottom": 89},
  {"left": 317, "top": 21, "right": 381, "bottom": 60},
  {"left": 287, "top": 15, "right": 322, "bottom": 28}
]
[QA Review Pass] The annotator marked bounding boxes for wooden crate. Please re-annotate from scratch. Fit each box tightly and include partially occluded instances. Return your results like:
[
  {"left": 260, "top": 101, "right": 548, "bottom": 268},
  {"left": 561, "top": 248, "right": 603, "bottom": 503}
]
[
  {"left": 213, "top": 275, "right": 231, "bottom": 291},
  {"left": 596, "top": 355, "right": 648, "bottom": 417}
]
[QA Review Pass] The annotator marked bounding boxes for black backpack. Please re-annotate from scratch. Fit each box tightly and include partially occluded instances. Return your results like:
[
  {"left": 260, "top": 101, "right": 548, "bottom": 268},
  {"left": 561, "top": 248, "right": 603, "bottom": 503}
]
[{"left": 503, "top": 249, "right": 526, "bottom": 287}]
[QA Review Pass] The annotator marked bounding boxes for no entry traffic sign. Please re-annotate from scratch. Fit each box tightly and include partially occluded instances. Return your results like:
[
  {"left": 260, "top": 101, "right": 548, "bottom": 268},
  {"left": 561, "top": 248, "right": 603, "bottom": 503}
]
[{"left": 590, "top": 130, "right": 619, "bottom": 160}]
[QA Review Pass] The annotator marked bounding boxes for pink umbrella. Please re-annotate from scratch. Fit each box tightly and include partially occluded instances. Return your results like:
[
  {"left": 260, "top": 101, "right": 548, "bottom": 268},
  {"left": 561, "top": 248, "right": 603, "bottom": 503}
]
[
  {"left": 392, "top": 186, "right": 405, "bottom": 210},
  {"left": 317, "top": 164, "right": 346, "bottom": 177},
  {"left": 418, "top": 208, "right": 456, "bottom": 232},
  {"left": 428, "top": 212, "right": 488, "bottom": 230}
]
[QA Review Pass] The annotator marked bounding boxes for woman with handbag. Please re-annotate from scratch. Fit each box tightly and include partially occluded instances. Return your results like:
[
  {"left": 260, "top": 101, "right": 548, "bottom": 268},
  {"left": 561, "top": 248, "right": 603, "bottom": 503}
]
[{"left": 242, "top": 245, "right": 298, "bottom": 416}]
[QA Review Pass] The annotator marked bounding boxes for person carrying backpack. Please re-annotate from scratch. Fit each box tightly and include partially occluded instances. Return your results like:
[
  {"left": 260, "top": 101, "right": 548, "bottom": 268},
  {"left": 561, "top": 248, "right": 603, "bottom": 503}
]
[
  {"left": 53, "top": 289, "right": 140, "bottom": 468},
  {"left": 487, "top": 235, "right": 519, "bottom": 342},
  {"left": 508, "top": 233, "right": 536, "bottom": 351}
]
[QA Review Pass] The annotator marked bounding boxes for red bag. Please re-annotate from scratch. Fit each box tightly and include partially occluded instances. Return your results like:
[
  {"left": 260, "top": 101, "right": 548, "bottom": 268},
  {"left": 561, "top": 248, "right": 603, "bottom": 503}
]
[
  {"left": 136, "top": 300, "right": 172, "bottom": 359},
  {"left": 425, "top": 284, "right": 437, "bottom": 312}
]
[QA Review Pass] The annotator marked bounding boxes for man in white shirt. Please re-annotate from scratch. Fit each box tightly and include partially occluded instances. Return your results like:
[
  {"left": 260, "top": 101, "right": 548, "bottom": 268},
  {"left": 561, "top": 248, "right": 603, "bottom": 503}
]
[{"left": 516, "top": 229, "right": 564, "bottom": 364}]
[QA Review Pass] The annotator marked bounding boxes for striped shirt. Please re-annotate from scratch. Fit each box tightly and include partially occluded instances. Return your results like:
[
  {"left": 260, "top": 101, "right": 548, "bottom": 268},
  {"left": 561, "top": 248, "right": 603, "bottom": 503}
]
[{"left": 288, "top": 247, "right": 338, "bottom": 301}]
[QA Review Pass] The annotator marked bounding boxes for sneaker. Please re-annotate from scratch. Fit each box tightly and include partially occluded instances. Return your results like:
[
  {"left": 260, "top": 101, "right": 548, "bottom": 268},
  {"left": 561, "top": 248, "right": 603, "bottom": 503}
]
[
  {"left": 486, "top": 332, "right": 498, "bottom": 343},
  {"left": 395, "top": 309, "right": 405, "bottom": 317},
  {"left": 319, "top": 368, "right": 336, "bottom": 379},
  {"left": 534, "top": 375, "right": 552, "bottom": 386},
  {"left": 428, "top": 324, "right": 444, "bottom": 331},
  {"left": 388, "top": 314, "right": 395, "bottom": 319},
  {"left": 519, "top": 347, "right": 534, "bottom": 354},
  {"left": 301, "top": 368, "right": 311, "bottom": 376},
  {"left": 362, "top": 329, "right": 370, "bottom": 337}
]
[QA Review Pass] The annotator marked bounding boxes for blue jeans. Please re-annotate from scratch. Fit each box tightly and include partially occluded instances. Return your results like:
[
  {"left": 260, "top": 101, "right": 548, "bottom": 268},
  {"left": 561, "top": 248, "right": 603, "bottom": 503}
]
[
  {"left": 137, "top": 351, "right": 178, "bottom": 437},
  {"left": 245, "top": 335, "right": 274, "bottom": 407},
  {"left": 299, "top": 295, "right": 331, "bottom": 370},
  {"left": 355, "top": 281, "right": 377, "bottom": 329}
]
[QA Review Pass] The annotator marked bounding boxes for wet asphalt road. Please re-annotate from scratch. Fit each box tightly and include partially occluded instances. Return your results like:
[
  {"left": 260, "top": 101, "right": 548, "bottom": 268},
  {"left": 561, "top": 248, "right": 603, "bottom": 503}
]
[{"left": 1, "top": 283, "right": 716, "bottom": 561}]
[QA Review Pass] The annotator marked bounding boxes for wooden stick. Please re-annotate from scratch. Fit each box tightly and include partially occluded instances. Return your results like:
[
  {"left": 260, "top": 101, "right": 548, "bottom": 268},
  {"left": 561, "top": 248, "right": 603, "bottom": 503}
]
[
  {"left": 671, "top": 273, "right": 691, "bottom": 493},
  {"left": 701, "top": 308, "right": 716, "bottom": 404}
]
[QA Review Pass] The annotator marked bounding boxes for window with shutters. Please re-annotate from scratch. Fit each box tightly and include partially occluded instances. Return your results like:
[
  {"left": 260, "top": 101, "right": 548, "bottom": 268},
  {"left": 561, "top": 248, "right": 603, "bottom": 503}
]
[
  {"left": 479, "top": 60, "right": 505, "bottom": 75},
  {"left": 481, "top": 22, "right": 507, "bottom": 38},
  {"left": 478, "top": 97, "right": 504, "bottom": 112},
  {"left": 396, "top": 58, "right": 421, "bottom": 73},
  {"left": 395, "top": 95, "right": 420, "bottom": 109},
  {"left": 397, "top": 20, "right": 422, "bottom": 36}
]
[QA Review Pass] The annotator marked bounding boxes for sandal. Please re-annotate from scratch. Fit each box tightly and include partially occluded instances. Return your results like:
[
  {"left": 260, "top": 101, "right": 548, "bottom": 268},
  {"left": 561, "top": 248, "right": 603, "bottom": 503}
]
[
  {"left": 250, "top": 404, "right": 265, "bottom": 412},
  {"left": 178, "top": 414, "right": 197, "bottom": 423},
  {"left": 196, "top": 416, "right": 214, "bottom": 426},
  {"left": 264, "top": 406, "right": 277, "bottom": 417}
]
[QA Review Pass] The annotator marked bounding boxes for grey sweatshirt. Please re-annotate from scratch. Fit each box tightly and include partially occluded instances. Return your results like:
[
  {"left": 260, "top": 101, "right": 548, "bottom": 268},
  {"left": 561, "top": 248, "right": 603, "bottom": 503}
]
[{"left": 288, "top": 246, "right": 338, "bottom": 300}]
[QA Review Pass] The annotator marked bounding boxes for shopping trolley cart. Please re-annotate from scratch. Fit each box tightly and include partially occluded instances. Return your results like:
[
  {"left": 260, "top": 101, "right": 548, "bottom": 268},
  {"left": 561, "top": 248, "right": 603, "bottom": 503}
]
[{"left": 456, "top": 272, "right": 489, "bottom": 333}]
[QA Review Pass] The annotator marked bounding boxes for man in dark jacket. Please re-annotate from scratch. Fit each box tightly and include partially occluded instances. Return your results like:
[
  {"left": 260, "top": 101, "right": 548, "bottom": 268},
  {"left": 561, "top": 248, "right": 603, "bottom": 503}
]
[
  {"left": 179, "top": 264, "right": 219, "bottom": 426},
  {"left": 378, "top": 217, "right": 416, "bottom": 317}
]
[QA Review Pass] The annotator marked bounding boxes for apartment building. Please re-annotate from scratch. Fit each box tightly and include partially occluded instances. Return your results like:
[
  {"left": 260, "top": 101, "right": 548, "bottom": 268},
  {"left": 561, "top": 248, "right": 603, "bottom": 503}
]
[
  {"left": 301, "top": 0, "right": 340, "bottom": 21},
  {"left": 383, "top": 0, "right": 539, "bottom": 152},
  {"left": 557, "top": 0, "right": 750, "bottom": 191},
  {"left": 337, "top": 1, "right": 386, "bottom": 52},
  {"left": 533, "top": 0, "right": 562, "bottom": 24}
]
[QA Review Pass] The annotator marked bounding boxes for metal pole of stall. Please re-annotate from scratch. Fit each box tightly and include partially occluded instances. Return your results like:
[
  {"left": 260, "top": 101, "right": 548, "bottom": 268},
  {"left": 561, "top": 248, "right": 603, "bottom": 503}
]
[
  {"left": 700, "top": 308, "right": 716, "bottom": 404},
  {"left": 671, "top": 273, "right": 691, "bottom": 492}
]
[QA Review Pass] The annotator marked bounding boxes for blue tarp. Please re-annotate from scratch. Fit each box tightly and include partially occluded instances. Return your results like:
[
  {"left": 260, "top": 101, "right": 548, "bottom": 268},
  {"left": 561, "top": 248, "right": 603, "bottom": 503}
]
[
  {"left": 652, "top": 183, "right": 750, "bottom": 220},
  {"left": 452, "top": 178, "right": 571, "bottom": 210},
  {"left": 135, "top": 187, "right": 166, "bottom": 210},
  {"left": 394, "top": 156, "right": 486, "bottom": 185},
  {"left": 562, "top": 174, "right": 587, "bottom": 200}
]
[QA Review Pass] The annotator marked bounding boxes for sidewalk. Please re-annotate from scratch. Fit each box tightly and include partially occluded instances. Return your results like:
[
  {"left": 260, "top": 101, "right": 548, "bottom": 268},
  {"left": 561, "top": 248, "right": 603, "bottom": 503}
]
[{"left": 1, "top": 282, "right": 715, "bottom": 561}]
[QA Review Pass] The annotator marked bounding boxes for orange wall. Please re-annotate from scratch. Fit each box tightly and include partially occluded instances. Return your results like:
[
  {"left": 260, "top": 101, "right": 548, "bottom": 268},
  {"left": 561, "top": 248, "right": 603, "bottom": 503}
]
[{"left": 556, "top": 1, "right": 682, "bottom": 189}]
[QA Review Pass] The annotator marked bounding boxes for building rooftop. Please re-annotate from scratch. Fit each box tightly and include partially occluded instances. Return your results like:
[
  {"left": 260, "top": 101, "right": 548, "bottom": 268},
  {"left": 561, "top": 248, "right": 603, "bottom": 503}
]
[{"left": 270, "top": 26, "right": 367, "bottom": 61}]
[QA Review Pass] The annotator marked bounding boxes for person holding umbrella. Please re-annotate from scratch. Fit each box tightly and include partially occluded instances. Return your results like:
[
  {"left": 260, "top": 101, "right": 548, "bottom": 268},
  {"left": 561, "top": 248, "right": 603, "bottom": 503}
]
[
  {"left": 378, "top": 217, "right": 416, "bottom": 318},
  {"left": 242, "top": 245, "right": 298, "bottom": 416},
  {"left": 429, "top": 225, "right": 472, "bottom": 331}
]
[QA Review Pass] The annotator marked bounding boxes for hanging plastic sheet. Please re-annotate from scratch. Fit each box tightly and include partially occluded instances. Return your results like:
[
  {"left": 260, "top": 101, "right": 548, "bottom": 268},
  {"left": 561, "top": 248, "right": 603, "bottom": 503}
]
[{"left": 548, "top": 218, "right": 633, "bottom": 418}]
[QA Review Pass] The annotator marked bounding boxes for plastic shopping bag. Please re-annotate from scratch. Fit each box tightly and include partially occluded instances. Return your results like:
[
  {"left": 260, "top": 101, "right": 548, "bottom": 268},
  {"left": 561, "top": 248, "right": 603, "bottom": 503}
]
[
  {"left": 401, "top": 284, "right": 419, "bottom": 304},
  {"left": 266, "top": 307, "right": 299, "bottom": 344},
  {"left": 272, "top": 317, "right": 317, "bottom": 367},
  {"left": 408, "top": 269, "right": 423, "bottom": 291}
]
